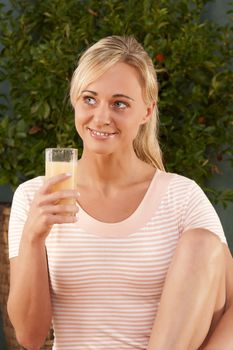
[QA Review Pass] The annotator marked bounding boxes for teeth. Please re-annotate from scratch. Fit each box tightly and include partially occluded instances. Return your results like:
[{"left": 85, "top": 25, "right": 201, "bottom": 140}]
[{"left": 91, "top": 129, "right": 114, "bottom": 137}]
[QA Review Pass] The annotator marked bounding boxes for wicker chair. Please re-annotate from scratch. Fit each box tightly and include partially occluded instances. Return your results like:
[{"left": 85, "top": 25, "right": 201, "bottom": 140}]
[{"left": 0, "top": 205, "right": 54, "bottom": 350}]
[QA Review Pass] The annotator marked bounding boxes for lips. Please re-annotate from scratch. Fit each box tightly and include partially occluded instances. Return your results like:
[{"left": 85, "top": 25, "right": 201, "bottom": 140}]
[{"left": 87, "top": 127, "right": 118, "bottom": 138}]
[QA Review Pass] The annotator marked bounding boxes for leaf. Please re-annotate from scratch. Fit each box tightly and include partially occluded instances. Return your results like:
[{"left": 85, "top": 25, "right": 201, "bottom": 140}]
[
  {"left": 157, "top": 21, "right": 169, "bottom": 29},
  {"left": 31, "top": 102, "right": 41, "bottom": 114},
  {"left": 44, "top": 12, "right": 52, "bottom": 17},
  {"left": 43, "top": 101, "right": 50, "bottom": 119},
  {"left": 64, "top": 23, "right": 70, "bottom": 38},
  {"left": 16, "top": 119, "right": 26, "bottom": 132}
]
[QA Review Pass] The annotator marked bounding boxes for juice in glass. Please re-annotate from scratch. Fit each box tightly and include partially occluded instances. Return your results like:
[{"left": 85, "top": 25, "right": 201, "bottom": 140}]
[{"left": 45, "top": 148, "right": 78, "bottom": 206}]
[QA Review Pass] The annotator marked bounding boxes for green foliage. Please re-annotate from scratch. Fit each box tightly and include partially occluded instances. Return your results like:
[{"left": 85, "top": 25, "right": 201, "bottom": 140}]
[{"left": 0, "top": 0, "right": 232, "bottom": 202}]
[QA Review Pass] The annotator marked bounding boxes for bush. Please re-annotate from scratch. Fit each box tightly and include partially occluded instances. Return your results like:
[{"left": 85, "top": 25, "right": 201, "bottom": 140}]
[{"left": 0, "top": 0, "right": 232, "bottom": 204}]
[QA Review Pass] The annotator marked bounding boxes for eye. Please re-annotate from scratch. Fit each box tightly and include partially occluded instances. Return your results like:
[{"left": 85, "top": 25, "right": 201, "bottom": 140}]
[
  {"left": 113, "top": 101, "right": 129, "bottom": 109},
  {"left": 83, "top": 96, "right": 96, "bottom": 105}
]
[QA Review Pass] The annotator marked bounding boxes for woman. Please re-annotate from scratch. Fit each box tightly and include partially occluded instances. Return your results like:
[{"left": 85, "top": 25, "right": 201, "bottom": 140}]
[{"left": 8, "top": 36, "right": 233, "bottom": 350}]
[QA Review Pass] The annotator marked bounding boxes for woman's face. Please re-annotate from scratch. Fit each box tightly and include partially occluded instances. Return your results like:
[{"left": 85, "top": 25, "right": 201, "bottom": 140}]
[{"left": 74, "top": 61, "right": 153, "bottom": 156}]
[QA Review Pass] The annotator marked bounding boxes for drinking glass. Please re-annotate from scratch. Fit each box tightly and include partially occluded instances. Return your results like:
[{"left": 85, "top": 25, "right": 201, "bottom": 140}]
[{"left": 45, "top": 148, "right": 78, "bottom": 205}]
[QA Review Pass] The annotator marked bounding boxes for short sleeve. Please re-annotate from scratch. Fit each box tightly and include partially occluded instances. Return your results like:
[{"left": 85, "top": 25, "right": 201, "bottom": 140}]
[
  {"left": 8, "top": 184, "right": 30, "bottom": 258},
  {"left": 8, "top": 176, "right": 43, "bottom": 258},
  {"left": 182, "top": 181, "right": 227, "bottom": 244}
]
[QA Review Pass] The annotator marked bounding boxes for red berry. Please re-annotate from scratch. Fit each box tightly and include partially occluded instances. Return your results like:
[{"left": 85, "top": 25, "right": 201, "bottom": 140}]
[
  {"left": 155, "top": 53, "right": 165, "bottom": 62},
  {"left": 28, "top": 126, "right": 42, "bottom": 135},
  {"left": 197, "top": 116, "right": 205, "bottom": 124}
]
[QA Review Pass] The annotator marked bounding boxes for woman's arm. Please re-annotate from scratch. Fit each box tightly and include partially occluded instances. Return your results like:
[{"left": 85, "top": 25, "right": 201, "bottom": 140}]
[
  {"left": 7, "top": 174, "right": 79, "bottom": 350},
  {"left": 200, "top": 244, "right": 233, "bottom": 350},
  {"left": 8, "top": 240, "right": 52, "bottom": 350}
]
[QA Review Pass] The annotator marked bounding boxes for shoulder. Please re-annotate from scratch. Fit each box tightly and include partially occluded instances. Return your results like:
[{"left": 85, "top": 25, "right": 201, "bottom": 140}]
[
  {"left": 155, "top": 169, "right": 207, "bottom": 206},
  {"left": 19, "top": 175, "right": 44, "bottom": 188},
  {"left": 17, "top": 176, "right": 44, "bottom": 193},
  {"left": 157, "top": 169, "right": 196, "bottom": 191},
  {"left": 14, "top": 176, "right": 44, "bottom": 205}
]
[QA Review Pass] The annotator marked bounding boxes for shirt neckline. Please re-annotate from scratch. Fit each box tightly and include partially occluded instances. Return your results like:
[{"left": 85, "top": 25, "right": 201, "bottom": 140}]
[{"left": 78, "top": 169, "right": 174, "bottom": 238}]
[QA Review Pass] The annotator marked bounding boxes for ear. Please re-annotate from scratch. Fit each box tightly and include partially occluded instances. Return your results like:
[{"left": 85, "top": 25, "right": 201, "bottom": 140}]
[{"left": 140, "top": 102, "right": 156, "bottom": 125}]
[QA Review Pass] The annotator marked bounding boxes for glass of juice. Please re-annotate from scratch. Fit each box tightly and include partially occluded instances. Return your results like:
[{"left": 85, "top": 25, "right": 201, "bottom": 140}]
[{"left": 45, "top": 148, "right": 78, "bottom": 206}]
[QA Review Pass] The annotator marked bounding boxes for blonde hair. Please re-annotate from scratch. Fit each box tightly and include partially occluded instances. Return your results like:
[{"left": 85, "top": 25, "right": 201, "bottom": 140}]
[{"left": 70, "top": 35, "right": 164, "bottom": 170}]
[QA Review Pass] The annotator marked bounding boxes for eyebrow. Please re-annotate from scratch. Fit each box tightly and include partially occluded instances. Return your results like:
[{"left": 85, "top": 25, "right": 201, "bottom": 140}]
[{"left": 81, "top": 90, "right": 135, "bottom": 101}]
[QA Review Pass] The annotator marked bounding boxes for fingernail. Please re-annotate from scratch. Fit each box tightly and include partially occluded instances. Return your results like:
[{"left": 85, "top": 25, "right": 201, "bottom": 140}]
[
  {"left": 77, "top": 192, "right": 81, "bottom": 196},
  {"left": 65, "top": 173, "right": 72, "bottom": 176}
]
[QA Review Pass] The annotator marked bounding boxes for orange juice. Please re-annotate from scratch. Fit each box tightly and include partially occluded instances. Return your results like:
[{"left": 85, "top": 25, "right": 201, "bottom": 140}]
[{"left": 45, "top": 161, "right": 77, "bottom": 205}]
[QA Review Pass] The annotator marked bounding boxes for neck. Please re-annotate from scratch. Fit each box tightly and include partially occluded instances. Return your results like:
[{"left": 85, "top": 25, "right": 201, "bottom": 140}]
[{"left": 77, "top": 148, "right": 144, "bottom": 188}]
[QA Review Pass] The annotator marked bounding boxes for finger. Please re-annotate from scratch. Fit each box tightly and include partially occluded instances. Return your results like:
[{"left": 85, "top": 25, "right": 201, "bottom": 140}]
[
  {"left": 43, "top": 204, "right": 79, "bottom": 215},
  {"left": 41, "top": 213, "right": 78, "bottom": 226},
  {"left": 41, "top": 173, "right": 72, "bottom": 194},
  {"left": 52, "top": 214, "right": 78, "bottom": 224},
  {"left": 40, "top": 190, "right": 80, "bottom": 205}
]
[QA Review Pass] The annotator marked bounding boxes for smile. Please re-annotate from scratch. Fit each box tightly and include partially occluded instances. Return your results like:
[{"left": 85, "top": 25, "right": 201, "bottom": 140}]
[{"left": 88, "top": 128, "right": 118, "bottom": 138}]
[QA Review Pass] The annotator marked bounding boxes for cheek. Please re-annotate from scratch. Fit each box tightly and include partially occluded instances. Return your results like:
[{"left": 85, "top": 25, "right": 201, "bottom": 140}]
[
  {"left": 74, "top": 107, "right": 85, "bottom": 137},
  {"left": 125, "top": 113, "right": 145, "bottom": 140},
  {"left": 131, "top": 125, "right": 142, "bottom": 141},
  {"left": 74, "top": 116, "right": 79, "bottom": 134}
]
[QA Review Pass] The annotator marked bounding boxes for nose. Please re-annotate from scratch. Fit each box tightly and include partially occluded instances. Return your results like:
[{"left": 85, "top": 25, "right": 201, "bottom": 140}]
[{"left": 92, "top": 102, "right": 111, "bottom": 127}]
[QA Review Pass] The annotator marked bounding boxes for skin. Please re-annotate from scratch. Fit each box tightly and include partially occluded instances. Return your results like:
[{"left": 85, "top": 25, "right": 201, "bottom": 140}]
[
  {"left": 147, "top": 230, "right": 233, "bottom": 350},
  {"left": 7, "top": 175, "right": 79, "bottom": 349},
  {"left": 8, "top": 61, "right": 233, "bottom": 349},
  {"left": 73, "top": 62, "right": 156, "bottom": 222}
]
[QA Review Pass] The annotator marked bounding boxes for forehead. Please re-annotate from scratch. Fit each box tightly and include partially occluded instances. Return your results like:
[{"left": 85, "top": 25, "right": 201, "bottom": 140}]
[{"left": 85, "top": 62, "right": 144, "bottom": 98}]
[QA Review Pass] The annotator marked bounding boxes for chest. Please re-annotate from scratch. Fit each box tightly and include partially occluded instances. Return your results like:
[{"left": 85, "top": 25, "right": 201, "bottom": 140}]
[
  {"left": 77, "top": 181, "right": 150, "bottom": 223},
  {"left": 46, "top": 226, "right": 178, "bottom": 298}
]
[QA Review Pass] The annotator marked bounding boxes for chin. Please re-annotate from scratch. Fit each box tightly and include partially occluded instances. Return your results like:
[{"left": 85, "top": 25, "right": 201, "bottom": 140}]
[{"left": 85, "top": 145, "right": 115, "bottom": 156}]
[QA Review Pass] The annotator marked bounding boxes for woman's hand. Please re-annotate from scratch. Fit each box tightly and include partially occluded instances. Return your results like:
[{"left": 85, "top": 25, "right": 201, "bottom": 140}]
[{"left": 23, "top": 173, "right": 79, "bottom": 243}]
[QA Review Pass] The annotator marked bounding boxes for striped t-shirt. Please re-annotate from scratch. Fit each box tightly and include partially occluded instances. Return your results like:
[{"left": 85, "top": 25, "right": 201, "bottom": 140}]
[{"left": 8, "top": 169, "right": 227, "bottom": 350}]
